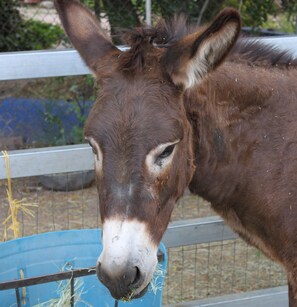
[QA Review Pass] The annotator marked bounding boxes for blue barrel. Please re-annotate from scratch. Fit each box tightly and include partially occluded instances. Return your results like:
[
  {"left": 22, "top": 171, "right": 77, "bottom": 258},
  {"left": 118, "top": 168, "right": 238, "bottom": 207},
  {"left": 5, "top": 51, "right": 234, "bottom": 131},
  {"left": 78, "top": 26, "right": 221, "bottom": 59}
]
[{"left": 0, "top": 229, "right": 167, "bottom": 306}]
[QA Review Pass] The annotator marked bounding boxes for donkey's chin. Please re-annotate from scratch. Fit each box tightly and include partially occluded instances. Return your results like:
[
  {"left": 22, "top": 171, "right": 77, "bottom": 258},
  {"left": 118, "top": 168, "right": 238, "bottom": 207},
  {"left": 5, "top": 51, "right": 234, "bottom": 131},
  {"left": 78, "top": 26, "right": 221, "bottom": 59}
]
[{"left": 120, "top": 283, "right": 149, "bottom": 301}]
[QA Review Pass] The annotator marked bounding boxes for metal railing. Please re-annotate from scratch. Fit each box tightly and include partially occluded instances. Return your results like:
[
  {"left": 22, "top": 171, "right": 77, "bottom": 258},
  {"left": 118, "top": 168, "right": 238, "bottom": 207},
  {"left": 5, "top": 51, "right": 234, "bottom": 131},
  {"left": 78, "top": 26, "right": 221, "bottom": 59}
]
[
  {"left": 1, "top": 37, "right": 296, "bottom": 305},
  {"left": 0, "top": 37, "right": 297, "bottom": 81},
  {"left": 0, "top": 267, "right": 96, "bottom": 307},
  {"left": 0, "top": 251, "right": 165, "bottom": 307}
]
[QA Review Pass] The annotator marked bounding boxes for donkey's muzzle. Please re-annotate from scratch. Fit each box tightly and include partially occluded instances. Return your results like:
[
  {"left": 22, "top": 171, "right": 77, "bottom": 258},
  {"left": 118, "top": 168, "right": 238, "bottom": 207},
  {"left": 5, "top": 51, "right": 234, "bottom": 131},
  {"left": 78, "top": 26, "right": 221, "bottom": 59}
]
[{"left": 96, "top": 261, "right": 144, "bottom": 299}]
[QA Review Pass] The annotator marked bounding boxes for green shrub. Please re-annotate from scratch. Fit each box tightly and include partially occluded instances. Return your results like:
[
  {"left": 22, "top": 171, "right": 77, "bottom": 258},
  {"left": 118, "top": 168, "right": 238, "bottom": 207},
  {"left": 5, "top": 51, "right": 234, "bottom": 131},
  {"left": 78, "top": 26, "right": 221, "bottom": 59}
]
[
  {"left": 0, "top": 0, "right": 64, "bottom": 52},
  {"left": 17, "top": 20, "right": 64, "bottom": 51}
]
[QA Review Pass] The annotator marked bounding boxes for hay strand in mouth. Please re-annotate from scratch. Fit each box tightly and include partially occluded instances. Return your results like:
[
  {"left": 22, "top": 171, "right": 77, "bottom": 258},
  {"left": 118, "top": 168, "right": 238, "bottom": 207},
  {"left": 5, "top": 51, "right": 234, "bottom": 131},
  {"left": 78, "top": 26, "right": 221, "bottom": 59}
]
[
  {"left": 1, "top": 150, "right": 37, "bottom": 240},
  {"left": 120, "top": 290, "right": 134, "bottom": 302},
  {"left": 121, "top": 263, "right": 166, "bottom": 302}
]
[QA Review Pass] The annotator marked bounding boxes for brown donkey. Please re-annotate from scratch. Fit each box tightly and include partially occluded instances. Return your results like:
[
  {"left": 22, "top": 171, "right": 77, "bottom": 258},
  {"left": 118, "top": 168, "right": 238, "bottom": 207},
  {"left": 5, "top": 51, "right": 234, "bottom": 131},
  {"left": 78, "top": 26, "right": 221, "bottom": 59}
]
[{"left": 55, "top": 0, "right": 297, "bottom": 305}]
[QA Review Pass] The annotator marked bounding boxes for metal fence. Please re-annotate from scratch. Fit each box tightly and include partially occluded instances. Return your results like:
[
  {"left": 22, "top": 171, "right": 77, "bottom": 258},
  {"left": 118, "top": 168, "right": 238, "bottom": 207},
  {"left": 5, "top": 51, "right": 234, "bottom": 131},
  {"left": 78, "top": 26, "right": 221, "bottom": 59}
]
[
  {"left": 0, "top": 3, "right": 297, "bottom": 306},
  {"left": 1, "top": 35, "right": 297, "bottom": 304},
  {"left": 1, "top": 0, "right": 297, "bottom": 52}
]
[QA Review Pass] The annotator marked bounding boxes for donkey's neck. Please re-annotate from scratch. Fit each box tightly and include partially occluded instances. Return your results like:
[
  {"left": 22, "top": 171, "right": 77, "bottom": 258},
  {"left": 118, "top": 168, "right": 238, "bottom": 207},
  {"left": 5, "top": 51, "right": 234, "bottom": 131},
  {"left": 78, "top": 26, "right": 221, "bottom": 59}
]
[{"left": 185, "top": 62, "right": 287, "bottom": 207}]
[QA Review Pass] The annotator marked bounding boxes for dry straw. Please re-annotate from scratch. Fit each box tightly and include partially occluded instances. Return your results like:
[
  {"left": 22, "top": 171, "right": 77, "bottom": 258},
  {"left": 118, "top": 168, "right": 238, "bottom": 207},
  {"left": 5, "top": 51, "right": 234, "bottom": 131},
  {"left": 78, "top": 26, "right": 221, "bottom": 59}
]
[
  {"left": 149, "top": 263, "right": 166, "bottom": 295},
  {"left": 33, "top": 277, "right": 93, "bottom": 307},
  {"left": 121, "top": 263, "right": 166, "bottom": 302},
  {"left": 1, "top": 150, "right": 37, "bottom": 240}
]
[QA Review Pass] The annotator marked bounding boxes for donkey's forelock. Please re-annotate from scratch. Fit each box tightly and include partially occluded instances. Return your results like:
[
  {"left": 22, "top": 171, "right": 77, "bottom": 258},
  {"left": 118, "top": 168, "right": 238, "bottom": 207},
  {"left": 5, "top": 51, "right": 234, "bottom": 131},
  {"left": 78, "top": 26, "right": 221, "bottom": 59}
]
[
  {"left": 122, "top": 14, "right": 197, "bottom": 47},
  {"left": 117, "top": 15, "right": 200, "bottom": 74}
]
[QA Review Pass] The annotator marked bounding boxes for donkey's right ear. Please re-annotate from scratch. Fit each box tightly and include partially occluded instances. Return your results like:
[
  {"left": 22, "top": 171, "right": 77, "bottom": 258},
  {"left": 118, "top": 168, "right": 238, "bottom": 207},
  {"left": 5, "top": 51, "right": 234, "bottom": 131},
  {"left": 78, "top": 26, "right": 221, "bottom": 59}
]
[
  {"left": 54, "top": 0, "right": 121, "bottom": 77},
  {"left": 162, "top": 8, "right": 241, "bottom": 89}
]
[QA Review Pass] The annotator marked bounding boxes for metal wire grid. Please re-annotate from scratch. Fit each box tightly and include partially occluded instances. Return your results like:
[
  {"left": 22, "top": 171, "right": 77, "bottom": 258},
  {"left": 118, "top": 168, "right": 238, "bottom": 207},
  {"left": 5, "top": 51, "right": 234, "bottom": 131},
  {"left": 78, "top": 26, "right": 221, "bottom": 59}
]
[
  {"left": 163, "top": 240, "right": 287, "bottom": 304},
  {"left": 0, "top": 176, "right": 287, "bottom": 304},
  {"left": 0, "top": 1, "right": 294, "bottom": 299},
  {"left": 3, "top": 1, "right": 296, "bottom": 53}
]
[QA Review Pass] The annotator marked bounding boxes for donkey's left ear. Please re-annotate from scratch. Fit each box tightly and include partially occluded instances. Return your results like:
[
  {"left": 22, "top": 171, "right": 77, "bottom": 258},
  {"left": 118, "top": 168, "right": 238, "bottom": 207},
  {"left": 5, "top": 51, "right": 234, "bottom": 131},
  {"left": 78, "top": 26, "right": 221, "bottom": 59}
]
[
  {"left": 162, "top": 8, "right": 241, "bottom": 89},
  {"left": 54, "top": 0, "right": 121, "bottom": 78}
]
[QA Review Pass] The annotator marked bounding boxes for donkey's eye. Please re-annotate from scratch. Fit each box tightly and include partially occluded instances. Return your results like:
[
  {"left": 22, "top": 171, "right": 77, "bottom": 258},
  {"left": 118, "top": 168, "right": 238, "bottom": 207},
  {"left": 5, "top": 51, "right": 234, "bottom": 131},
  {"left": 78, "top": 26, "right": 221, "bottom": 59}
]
[{"left": 158, "top": 144, "right": 175, "bottom": 160}]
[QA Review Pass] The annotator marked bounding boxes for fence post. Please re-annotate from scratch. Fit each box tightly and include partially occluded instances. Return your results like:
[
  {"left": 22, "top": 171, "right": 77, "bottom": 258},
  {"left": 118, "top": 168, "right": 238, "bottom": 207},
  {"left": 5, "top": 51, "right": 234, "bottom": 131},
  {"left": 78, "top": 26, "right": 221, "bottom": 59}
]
[{"left": 146, "top": 0, "right": 151, "bottom": 27}]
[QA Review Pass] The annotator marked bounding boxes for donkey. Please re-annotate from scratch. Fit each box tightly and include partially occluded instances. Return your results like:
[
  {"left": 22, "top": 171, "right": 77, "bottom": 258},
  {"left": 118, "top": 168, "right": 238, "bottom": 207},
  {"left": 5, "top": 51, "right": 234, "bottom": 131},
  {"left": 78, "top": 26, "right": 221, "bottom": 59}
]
[{"left": 55, "top": 0, "right": 297, "bottom": 305}]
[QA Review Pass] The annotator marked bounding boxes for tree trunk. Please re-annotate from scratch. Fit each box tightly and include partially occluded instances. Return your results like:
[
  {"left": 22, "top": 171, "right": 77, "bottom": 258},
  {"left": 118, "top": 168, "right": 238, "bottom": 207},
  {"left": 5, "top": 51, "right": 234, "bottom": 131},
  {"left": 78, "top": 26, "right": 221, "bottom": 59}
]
[{"left": 94, "top": 0, "right": 100, "bottom": 18}]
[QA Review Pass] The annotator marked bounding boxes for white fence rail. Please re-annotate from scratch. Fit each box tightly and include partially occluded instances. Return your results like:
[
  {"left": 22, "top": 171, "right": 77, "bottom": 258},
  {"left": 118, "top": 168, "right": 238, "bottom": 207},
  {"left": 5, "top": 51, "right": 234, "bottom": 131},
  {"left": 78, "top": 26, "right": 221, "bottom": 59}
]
[
  {"left": 1, "top": 38, "right": 295, "bottom": 306},
  {"left": 0, "top": 37, "right": 296, "bottom": 81}
]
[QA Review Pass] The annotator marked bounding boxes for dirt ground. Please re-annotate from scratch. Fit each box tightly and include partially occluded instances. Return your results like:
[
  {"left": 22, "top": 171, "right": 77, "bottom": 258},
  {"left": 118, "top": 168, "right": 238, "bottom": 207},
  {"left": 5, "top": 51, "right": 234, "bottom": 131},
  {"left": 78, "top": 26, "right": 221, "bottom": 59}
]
[{"left": 0, "top": 177, "right": 287, "bottom": 305}]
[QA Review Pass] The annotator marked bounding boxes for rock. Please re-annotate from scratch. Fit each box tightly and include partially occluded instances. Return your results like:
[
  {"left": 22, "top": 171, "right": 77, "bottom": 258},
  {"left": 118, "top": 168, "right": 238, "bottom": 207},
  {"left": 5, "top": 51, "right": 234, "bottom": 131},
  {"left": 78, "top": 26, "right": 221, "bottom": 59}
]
[
  {"left": 39, "top": 170, "right": 95, "bottom": 191},
  {"left": 40, "top": 1, "right": 54, "bottom": 9},
  {"left": 24, "top": 0, "right": 41, "bottom": 4}
]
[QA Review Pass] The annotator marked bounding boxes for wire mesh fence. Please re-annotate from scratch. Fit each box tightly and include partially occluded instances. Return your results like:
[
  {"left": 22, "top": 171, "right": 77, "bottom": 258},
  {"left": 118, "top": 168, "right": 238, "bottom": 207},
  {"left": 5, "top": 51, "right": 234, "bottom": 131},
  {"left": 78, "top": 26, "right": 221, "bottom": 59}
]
[
  {"left": 0, "top": 174, "right": 288, "bottom": 305},
  {"left": 1, "top": 0, "right": 297, "bottom": 52},
  {"left": 163, "top": 240, "right": 286, "bottom": 304},
  {"left": 1, "top": 0, "right": 295, "bottom": 304}
]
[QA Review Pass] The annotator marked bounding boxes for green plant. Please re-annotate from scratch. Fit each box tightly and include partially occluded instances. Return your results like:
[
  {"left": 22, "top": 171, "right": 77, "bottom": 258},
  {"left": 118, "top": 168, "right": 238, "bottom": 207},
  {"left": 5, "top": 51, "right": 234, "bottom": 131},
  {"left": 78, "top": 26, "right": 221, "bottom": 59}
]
[
  {"left": 43, "top": 101, "right": 67, "bottom": 146},
  {"left": 263, "top": 13, "right": 295, "bottom": 33},
  {"left": 0, "top": 0, "right": 64, "bottom": 52},
  {"left": 67, "top": 75, "right": 96, "bottom": 144},
  {"left": 18, "top": 20, "right": 64, "bottom": 51},
  {"left": 41, "top": 75, "right": 96, "bottom": 146},
  {"left": 0, "top": 0, "right": 23, "bottom": 51}
]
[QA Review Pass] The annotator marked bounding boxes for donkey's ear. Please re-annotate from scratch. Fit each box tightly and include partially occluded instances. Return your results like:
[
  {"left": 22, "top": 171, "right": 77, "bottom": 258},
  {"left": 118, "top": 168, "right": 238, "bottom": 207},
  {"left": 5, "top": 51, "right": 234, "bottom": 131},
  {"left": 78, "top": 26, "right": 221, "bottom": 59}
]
[
  {"left": 54, "top": 0, "right": 120, "bottom": 76},
  {"left": 162, "top": 8, "right": 241, "bottom": 89}
]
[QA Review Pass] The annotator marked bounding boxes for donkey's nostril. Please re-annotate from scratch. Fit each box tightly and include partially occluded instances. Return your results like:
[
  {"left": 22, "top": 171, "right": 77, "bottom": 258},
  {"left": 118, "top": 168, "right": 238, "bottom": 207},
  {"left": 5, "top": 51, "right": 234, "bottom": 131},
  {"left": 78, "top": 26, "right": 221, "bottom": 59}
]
[
  {"left": 97, "top": 261, "right": 145, "bottom": 299},
  {"left": 131, "top": 266, "right": 141, "bottom": 287}
]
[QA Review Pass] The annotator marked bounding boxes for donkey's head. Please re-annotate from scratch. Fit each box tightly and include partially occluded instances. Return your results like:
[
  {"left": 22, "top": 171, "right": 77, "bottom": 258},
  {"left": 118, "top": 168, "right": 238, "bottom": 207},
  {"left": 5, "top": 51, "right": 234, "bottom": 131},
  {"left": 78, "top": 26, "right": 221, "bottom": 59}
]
[{"left": 55, "top": 0, "right": 240, "bottom": 300}]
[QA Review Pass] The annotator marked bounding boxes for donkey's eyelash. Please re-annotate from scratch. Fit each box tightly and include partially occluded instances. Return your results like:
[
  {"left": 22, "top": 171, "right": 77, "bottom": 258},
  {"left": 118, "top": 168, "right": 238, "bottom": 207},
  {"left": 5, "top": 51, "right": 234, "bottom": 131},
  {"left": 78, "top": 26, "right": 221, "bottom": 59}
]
[
  {"left": 88, "top": 141, "right": 97, "bottom": 154},
  {"left": 85, "top": 137, "right": 101, "bottom": 158}
]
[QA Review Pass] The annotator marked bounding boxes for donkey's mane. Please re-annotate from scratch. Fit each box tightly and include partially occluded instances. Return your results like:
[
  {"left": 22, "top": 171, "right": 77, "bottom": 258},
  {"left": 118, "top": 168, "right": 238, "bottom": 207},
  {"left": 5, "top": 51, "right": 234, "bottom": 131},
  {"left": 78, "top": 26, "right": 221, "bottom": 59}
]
[
  {"left": 120, "top": 15, "right": 297, "bottom": 72},
  {"left": 229, "top": 39, "right": 297, "bottom": 68}
]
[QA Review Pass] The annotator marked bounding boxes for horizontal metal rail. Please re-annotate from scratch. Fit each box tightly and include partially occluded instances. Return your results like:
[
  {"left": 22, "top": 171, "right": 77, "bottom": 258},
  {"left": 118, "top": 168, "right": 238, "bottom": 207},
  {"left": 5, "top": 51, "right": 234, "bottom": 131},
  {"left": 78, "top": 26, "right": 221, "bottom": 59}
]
[
  {"left": 0, "top": 46, "right": 128, "bottom": 81},
  {"left": 0, "top": 37, "right": 296, "bottom": 81},
  {"left": 0, "top": 267, "right": 96, "bottom": 291},
  {"left": 0, "top": 267, "right": 96, "bottom": 307},
  {"left": 164, "top": 216, "right": 237, "bottom": 248},
  {"left": 0, "top": 250, "right": 164, "bottom": 307},
  {"left": 165, "top": 286, "right": 288, "bottom": 307},
  {"left": 0, "top": 144, "right": 94, "bottom": 179},
  {"left": 0, "top": 251, "right": 164, "bottom": 292},
  {"left": 0, "top": 49, "right": 89, "bottom": 81}
]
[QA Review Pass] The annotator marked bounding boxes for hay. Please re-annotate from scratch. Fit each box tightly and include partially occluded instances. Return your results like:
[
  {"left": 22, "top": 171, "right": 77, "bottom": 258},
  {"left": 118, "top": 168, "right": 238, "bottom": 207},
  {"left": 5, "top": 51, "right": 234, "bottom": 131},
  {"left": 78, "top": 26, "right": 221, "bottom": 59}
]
[
  {"left": 120, "top": 263, "right": 166, "bottom": 302},
  {"left": 1, "top": 150, "right": 37, "bottom": 240},
  {"left": 33, "top": 277, "right": 92, "bottom": 307},
  {"left": 33, "top": 263, "right": 93, "bottom": 307},
  {"left": 150, "top": 263, "right": 166, "bottom": 295}
]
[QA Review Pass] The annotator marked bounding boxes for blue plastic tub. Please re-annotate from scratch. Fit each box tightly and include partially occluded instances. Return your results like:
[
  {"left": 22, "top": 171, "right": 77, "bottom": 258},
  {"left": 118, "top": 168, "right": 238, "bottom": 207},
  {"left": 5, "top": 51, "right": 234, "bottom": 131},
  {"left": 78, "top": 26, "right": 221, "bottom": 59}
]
[{"left": 0, "top": 229, "right": 167, "bottom": 306}]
